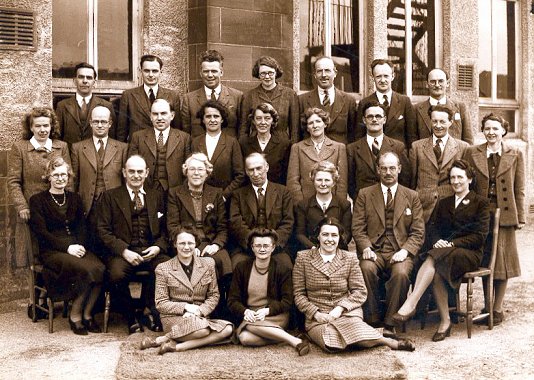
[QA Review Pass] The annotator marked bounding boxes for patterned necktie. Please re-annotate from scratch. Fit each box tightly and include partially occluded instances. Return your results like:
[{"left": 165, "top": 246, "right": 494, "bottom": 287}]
[
  {"left": 149, "top": 88, "right": 156, "bottom": 104},
  {"left": 211, "top": 89, "right": 217, "bottom": 101},
  {"left": 133, "top": 190, "right": 143, "bottom": 211},
  {"left": 372, "top": 138, "right": 380, "bottom": 156},
  {"left": 157, "top": 131, "right": 164, "bottom": 149},
  {"left": 383, "top": 94, "right": 389, "bottom": 108},
  {"left": 97, "top": 139, "right": 104, "bottom": 159},
  {"left": 257, "top": 187, "right": 265, "bottom": 206},
  {"left": 322, "top": 91, "right": 330, "bottom": 106},
  {"left": 433, "top": 138, "right": 442, "bottom": 162},
  {"left": 386, "top": 188, "right": 393, "bottom": 209}
]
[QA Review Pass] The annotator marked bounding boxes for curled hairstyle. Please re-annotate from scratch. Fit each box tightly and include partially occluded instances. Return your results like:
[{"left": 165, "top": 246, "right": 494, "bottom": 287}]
[
  {"left": 248, "top": 102, "right": 279, "bottom": 132},
  {"left": 200, "top": 50, "right": 223, "bottom": 64},
  {"left": 448, "top": 159, "right": 476, "bottom": 189},
  {"left": 481, "top": 113, "right": 509, "bottom": 137},
  {"left": 311, "top": 217, "right": 346, "bottom": 246},
  {"left": 196, "top": 100, "right": 229, "bottom": 130},
  {"left": 252, "top": 56, "right": 283, "bottom": 79},
  {"left": 22, "top": 107, "right": 60, "bottom": 140},
  {"left": 301, "top": 107, "right": 330, "bottom": 132},
  {"left": 74, "top": 62, "right": 97, "bottom": 79},
  {"left": 371, "top": 58, "right": 394, "bottom": 74},
  {"left": 309, "top": 160, "right": 340, "bottom": 184},
  {"left": 182, "top": 152, "right": 214, "bottom": 176},
  {"left": 42, "top": 156, "right": 73, "bottom": 182},
  {"left": 173, "top": 225, "right": 201, "bottom": 248},
  {"left": 140, "top": 54, "right": 163, "bottom": 69},
  {"left": 362, "top": 100, "right": 387, "bottom": 117},
  {"left": 247, "top": 228, "right": 279, "bottom": 250},
  {"left": 428, "top": 104, "right": 454, "bottom": 122}
]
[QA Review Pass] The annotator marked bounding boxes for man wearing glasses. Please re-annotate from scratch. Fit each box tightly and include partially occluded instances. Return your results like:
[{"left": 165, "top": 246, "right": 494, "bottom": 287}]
[{"left": 347, "top": 101, "right": 410, "bottom": 200}]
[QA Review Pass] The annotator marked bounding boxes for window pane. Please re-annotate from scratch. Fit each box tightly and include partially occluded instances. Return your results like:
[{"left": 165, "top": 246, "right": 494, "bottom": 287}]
[
  {"left": 478, "top": 2, "right": 492, "bottom": 97},
  {"left": 300, "top": 0, "right": 325, "bottom": 91},
  {"left": 97, "top": 0, "right": 133, "bottom": 80},
  {"left": 495, "top": 0, "right": 516, "bottom": 99},
  {"left": 52, "top": 0, "right": 88, "bottom": 78}
]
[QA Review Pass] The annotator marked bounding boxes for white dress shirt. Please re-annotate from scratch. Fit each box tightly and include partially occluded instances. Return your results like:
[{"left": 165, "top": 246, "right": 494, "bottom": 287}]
[
  {"left": 380, "top": 182, "right": 398, "bottom": 206},
  {"left": 318, "top": 86, "right": 335, "bottom": 106},
  {"left": 205, "top": 132, "right": 221, "bottom": 160},
  {"left": 366, "top": 133, "right": 384, "bottom": 152},
  {"left": 30, "top": 137, "right": 52, "bottom": 152},
  {"left": 204, "top": 84, "right": 222, "bottom": 100},
  {"left": 126, "top": 185, "right": 146, "bottom": 206}
]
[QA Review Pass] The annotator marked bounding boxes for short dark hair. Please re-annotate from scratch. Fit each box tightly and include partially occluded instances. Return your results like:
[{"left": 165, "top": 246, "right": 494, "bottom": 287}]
[
  {"left": 301, "top": 107, "right": 330, "bottom": 132},
  {"left": 140, "top": 54, "right": 163, "bottom": 69},
  {"left": 173, "top": 225, "right": 201, "bottom": 248},
  {"left": 196, "top": 100, "right": 229, "bottom": 130},
  {"left": 74, "top": 62, "right": 97, "bottom": 79},
  {"left": 252, "top": 56, "right": 283, "bottom": 79},
  {"left": 481, "top": 113, "right": 509, "bottom": 137},
  {"left": 22, "top": 107, "right": 60, "bottom": 140},
  {"left": 247, "top": 228, "right": 279, "bottom": 249},
  {"left": 311, "top": 217, "right": 346, "bottom": 246},
  {"left": 428, "top": 104, "right": 454, "bottom": 122},
  {"left": 200, "top": 50, "right": 224, "bottom": 64},
  {"left": 248, "top": 103, "right": 279, "bottom": 132},
  {"left": 362, "top": 100, "right": 387, "bottom": 117},
  {"left": 448, "top": 159, "right": 476, "bottom": 189},
  {"left": 426, "top": 68, "right": 449, "bottom": 81},
  {"left": 371, "top": 59, "right": 394, "bottom": 74}
]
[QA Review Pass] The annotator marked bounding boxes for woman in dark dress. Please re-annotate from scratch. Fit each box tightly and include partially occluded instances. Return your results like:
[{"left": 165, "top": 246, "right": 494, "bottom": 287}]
[
  {"left": 239, "top": 103, "right": 291, "bottom": 185},
  {"left": 228, "top": 228, "right": 310, "bottom": 356},
  {"left": 393, "top": 159, "right": 490, "bottom": 341},
  {"left": 29, "top": 157, "right": 104, "bottom": 335}
]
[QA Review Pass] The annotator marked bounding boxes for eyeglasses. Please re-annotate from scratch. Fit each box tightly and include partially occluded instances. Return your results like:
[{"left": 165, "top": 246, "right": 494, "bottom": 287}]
[
  {"left": 187, "top": 167, "right": 207, "bottom": 173},
  {"left": 177, "top": 242, "right": 196, "bottom": 247},
  {"left": 378, "top": 166, "right": 399, "bottom": 173},
  {"left": 259, "top": 71, "right": 276, "bottom": 78},
  {"left": 252, "top": 244, "right": 273, "bottom": 250},
  {"left": 50, "top": 173, "right": 69, "bottom": 179},
  {"left": 90, "top": 120, "right": 110, "bottom": 126},
  {"left": 365, "top": 114, "right": 385, "bottom": 120}
]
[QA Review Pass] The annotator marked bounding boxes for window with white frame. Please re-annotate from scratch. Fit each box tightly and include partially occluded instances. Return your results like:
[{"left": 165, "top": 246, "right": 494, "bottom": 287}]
[
  {"left": 299, "top": 0, "right": 362, "bottom": 93},
  {"left": 478, "top": 0, "right": 519, "bottom": 133}
]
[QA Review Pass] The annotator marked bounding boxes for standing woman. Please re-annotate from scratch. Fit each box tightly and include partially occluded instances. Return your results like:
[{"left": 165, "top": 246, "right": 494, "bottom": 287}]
[
  {"left": 287, "top": 108, "right": 347, "bottom": 203},
  {"left": 239, "top": 103, "right": 291, "bottom": 185},
  {"left": 240, "top": 56, "right": 300, "bottom": 143},
  {"left": 464, "top": 114, "right": 525, "bottom": 325}
]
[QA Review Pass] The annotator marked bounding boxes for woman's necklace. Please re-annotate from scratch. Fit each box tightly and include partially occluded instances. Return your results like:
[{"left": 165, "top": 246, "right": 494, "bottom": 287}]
[
  {"left": 254, "top": 260, "right": 269, "bottom": 275},
  {"left": 49, "top": 191, "right": 66, "bottom": 207},
  {"left": 189, "top": 189, "right": 203, "bottom": 200}
]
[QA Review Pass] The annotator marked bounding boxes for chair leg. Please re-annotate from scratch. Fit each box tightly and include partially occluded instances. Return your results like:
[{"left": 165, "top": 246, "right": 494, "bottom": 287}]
[
  {"left": 466, "top": 279, "right": 474, "bottom": 338},
  {"left": 487, "top": 275, "right": 494, "bottom": 330},
  {"left": 104, "top": 291, "right": 110, "bottom": 333},
  {"left": 62, "top": 301, "right": 69, "bottom": 318},
  {"left": 47, "top": 298, "right": 54, "bottom": 334}
]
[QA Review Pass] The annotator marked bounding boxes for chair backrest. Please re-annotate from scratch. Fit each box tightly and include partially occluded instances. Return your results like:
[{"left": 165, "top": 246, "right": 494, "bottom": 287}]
[{"left": 486, "top": 208, "right": 501, "bottom": 272}]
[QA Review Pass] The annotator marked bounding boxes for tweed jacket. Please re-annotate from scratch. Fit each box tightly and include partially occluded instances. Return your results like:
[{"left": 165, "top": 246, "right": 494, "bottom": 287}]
[
  {"left": 56, "top": 95, "right": 117, "bottom": 146},
  {"left": 415, "top": 98, "right": 474, "bottom": 144},
  {"left": 298, "top": 88, "right": 358, "bottom": 144},
  {"left": 229, "top": 182, "right": 294, "bottom": 251},
  {"left": 464, "top": 143, "right": 525, "bottom": 226},
  {"left": 227, "top": 258, "right": 293, "bottom": 319},
  {"left": 7, "top": 139, "right": 71, "bottom": 213},
  {"left": 240, "top": 84, "right": 300, "bottom": 143},
  {"left": 239, "top": 134, "right": 291, "bottom": 185},
  {"left": 96, "top": 186, "right": 168, "bottom": 257},
  {"left": 128, "top": 128, "right": 191, "bottom": 190},
  {"left": 286, "top": 137, "right": 348, "bottom": 203},
  {"left": 71, "top": 137, "right": 127, "bottom": 215},
  {"left": 192, "top": 133, "right": 245, "bottom": 199},
  {"left": 181, "top": 85, "right": 243, "bottom": 138},
  {"left": 352, "top": 183, "right": 425, "bottom": 256},
  {"left": 117, "top": 85, "right": 181, "bottom": 142},
  {"left": 293, "top": 248, "right": 367, "bottom": 320},
  {"left": 155, "top": 256, "right": 219, "bottom": 318},
  {"left": 346, "top": 135, "right": 411, "bottom": 200},
  {"left": 410, "top": 136, "right": 470, "bottom": 222},
  {"left": 356, "top": 91, "right": 417, "bottom": 148},
  {"left": 167, "top": 183, "right": 227, "bottom": 247}
]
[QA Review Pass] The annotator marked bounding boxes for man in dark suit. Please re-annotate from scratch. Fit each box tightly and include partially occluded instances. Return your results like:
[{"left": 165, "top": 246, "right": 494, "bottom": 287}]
[
  {"left": 181, "top": 50, "right": 243, "bottom": 138},
  {"left": 117, "top": 54, "right": 181, "bottom": 142},
  {"left": 97, "top": 155, "right": 171, "bottom": 334},
  {"left": 229, "top": 153, "right": 294, "bottom": 270},
  {"left": 298, "top": 56, "right": 357, "bottom": 144},
  {"left": 71, "top": 106, "right": 127, "bottom": 249},
  {"left": 347, "top": 100, "right": 410, "bottom": 200},
  {"left": 352, "top": 152, "right": 425, "bottom": 336},
  {"left": 356, "top": 59, "right": 417, "bottom": 148},
  {"left": 415, "top": 68, "right": 474, "bottom": 144},
  {"left": 128, "top": 99, "right": 191, "bottom": 196},
  {"left": 56, "top": 62, "right": 116, "bottom": 147}
]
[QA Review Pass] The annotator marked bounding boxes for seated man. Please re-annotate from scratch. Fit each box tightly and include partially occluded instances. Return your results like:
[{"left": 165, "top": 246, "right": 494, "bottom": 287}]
[
  {"left": 97, "top": 155, "right": 171, "bottom": 333},
  {"left": 352, "top": 152, "right": 425, "bottom": 336}
]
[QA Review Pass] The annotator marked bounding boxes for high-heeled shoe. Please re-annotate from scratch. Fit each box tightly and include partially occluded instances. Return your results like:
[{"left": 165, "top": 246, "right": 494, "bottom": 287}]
[
  {"left": 432, "top": 323, "right": 452, "bottom": 342},
  {"left": 158, "top": 341, "right": 176, "bottom": 355},
  {"left": 82, "top": 318, "right": 102, "bottom": 333},
  {"left": 69, "top": 318, "right": 88, "bottom": 336},
  {"left": 391, "top": 308, "right": 416, "bottom": 325},
  {"left": 139, "top": 336, "right": 160, "bottom": 350}
]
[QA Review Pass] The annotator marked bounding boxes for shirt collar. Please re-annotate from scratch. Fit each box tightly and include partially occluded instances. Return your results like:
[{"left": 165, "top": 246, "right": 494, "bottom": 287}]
[
  {"left": 126, "top": 185, "right": 146, "bottom": 198},
  {"left": 381, "top": 182, "right": 398, "bottom": 197},
  {"left": 376, "top": 90, "right": 393, "bottom": 104},
  {"left": 204, "top": 84, "right": 222, "bottom": 98},
  {"left": 487, "top": 145, "right": 502, "bottom": 157},
  {"left": 93, "top": 135, "right": 109, "bottom": 149},
  {"left": 315, "top": 195, "right": 332, "bottom": 210},
  {"left": 429, "top": 96, "right": 447, "bottom": 106},
  {"left": 76, "top": 93, "right": 92, "bottom": 107},
  {"left": 206, "top": 131, "right": 222, "bottom": 140},
  {"left": 30, "top": 137, "right": 53, "bottom": 152},
  {"left": 154, "top": 127, "right": 170, "bottom": 141},
  {"left": 433, "top": 134, "right": 449, "bottom": 146},
  {"left": 252, "top": 181, "right": 268, "bottom": 195},
  {"left": 320, "top": 252, "right": 336, "bottom": 263},
  {"left": 144, "top": 84, "right": 159, "bottom": 97},
  {"left": 367, "top": 133, "right": 384, "bottom": 147}
]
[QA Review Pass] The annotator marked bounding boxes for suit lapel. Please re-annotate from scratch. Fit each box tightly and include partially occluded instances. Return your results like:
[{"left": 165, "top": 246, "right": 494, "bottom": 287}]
[
  {"left": 176, "top": 186, "right": 197, "bottom": 221},
  {"left": 265, "top": 182, "right": 276, "bottom": 218},
  {"left": 268, "top": 85, "right": 283, "bottom": 102},
  {"left": 245, "top": 186, "right": 258, "bottom": 220},
  {"left": 393, "top": 186, "right": 407, "bottom": 225},
  {"left": 329, "top": 89, "right": 345, "bottom": 123},
  {"left": 145, "top": 130, "right": 157, "bottom": 158},
  {"left": 103, "top": 139, "right": 118, "bottom": 168},
  {"left": 210, "top": 133, "right": 227, "bottom": 164},
  {"left": 132, "top": 87, "right": 152, "bottom": 122},
  {"left": 166, "top": 129, "right": 179, "bottom": 158},
  {"left": 310, "top": 249, "right": 332, "bottom": 277},
  {"left": 418, "top": 100, "right": 432, "bottom": 134},
  {"left": 201, "top": 186, "right": 217, "bottom": 221},
  {"left": 319, "top": 137, "right": 335, "bottom": 161},
  {"left": 65, "top": 97, "right": 82, "bottom": 126},
  {"left": 301, "top": 139, "right": 319, "bottom": 161},
  {"left": 387, "top": 92, "right": 402, "bottom": 123},
  {"left": 194, "top": 88, "right": 207, "bottom": 108},
  {"left": 117, "top": 187, "right": 133, "bottom": 234},
  {"left": 169, "top": 259, "right": 194, "bottom": 291},
  {"left": 190, "top": 259, "right": 208, "bottom": 289},
  {"left": 471, "top": 144, "right": 489, "bottom": 179},
  {"left": 422, "top": 138, "right": 439, "bottom": 169},
  {"left": 81, "top": 139, "right": 98, "bottom": 170},
  {"left": 356, "top": 139, "right": 376, "bottom": 171},
  {"left": 441, "top": 137, "right": 458, "bottom": 168},
  {"left": 145, "top": 189, "right": 158, "bottom": 235},
  {"left": 371, "top": 185, "right": 386, "bottom": 227},
  {"left": 496, "top": 144, "right": 514, "bottom": 178}
]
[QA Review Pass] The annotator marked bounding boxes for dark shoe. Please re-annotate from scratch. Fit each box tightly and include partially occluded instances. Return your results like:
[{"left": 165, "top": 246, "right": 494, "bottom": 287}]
[
  {"left": 396, "top": 339, "right": 415, "bottom": 352},
  {"left": 82, "top": 318, "right": 102, "bottom": 333},
  {"left": 392, "top": 308, "right": 416, "bottom": 326},
  {"left": 493, "top": 311, "right": 504, "bottom": 325},
  {"left": 140, "top": 313, "right": 163, "bottom": 332},
  {"left": 432, "top": 323, "right": 452, "bottom": 342},
  {"left": 139, "top": 336, "right": 160, "bottom": 350},
  {"left": 128, "top": 317, "right": 144, "bottom": 334},
  {"left": 295, "top": 336, "right": 311, "bottom": 356},
  {"left": 69, "top": 319, "right": 88, "bottom": 336},
  {"left": 474, "top": 310, "right": 504, "bottom": 326},
  {"left": 158, "top": 341, "right": 176, "bottom": 355},
  {"left": 27, "top": 303, "right": 47, "bottom": 320},
  {"left": 382, "top": 325, "right": 397, "bottom": 339}
]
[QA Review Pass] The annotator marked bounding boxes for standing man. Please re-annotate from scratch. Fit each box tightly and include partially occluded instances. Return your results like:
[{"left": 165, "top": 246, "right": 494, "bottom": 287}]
[
  {"left": 56, "top": 62, "right": 116, "bottom": 147},
  {"left": 352, "top": 152, "right": 425, "bottom": 336},
  {"left": 128, "top": 99, "right": 191, "bottom": 196},
  {"left": 71, "top": 106, "right": 128, "bottom": 249},
  {"left": 181, "top": 50, "right": 243, "bottom": 138},
  {"left": 117, "top": 54, "right": 181, "bottom": 142},
  {"left": 347, "top": 101, "right": 410, "bottom": 200},
  {"left": 356, "top": 59, "right": 417, "bottom": 148},
  {"left": 298, "top": 56, "right": 357, "bottom": 144},
  {"left": 97, "top": 155, "right": 170, "bottom": 334}
]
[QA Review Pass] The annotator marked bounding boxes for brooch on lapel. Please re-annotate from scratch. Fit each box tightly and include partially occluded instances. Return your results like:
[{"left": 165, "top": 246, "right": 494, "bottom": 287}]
[
  {"left": 404, "top": 208, "right": 412, "bottom": 216},
  {"left": 462, "top": 199, "right": 470, "bottom": 205},
  {"left": 157, "top": 212, "right": 164, "bottom": 219},
  {"left": 205, "top": 203, "right": 215, "bottom": 213}
]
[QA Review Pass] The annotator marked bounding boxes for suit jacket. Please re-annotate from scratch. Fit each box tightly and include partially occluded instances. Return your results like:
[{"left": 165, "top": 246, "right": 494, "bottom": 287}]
[
  {"left": 286, "top": 137, "right": 348, "bottom": 202},
  {"left": 167, "top": 183, "right": 227, "bottom": 247},
  {"left": 56, "top": 96, "right": 117, "bottom": 146},
  {"left": 240, "top": 84, "right": 300, "bottom": 143},
  {"left": 346, "top": 135, "right": 410, "bottom": 200},
  {"left": 229, "top": 182, "right": 294, "bottom": 251},
  {"left": 356, "top": 91, "right": 417, "bottom": 148},
  {"left": 96, "top": 186, "right": 168, "bottom": 257},
  {"left": 71, "top": 137, "right": 128, "bottom": 215},
  {"left": 464, "top": 143, "right": 525, "bottom": 226},
  {"left": 155, "top": 256, "right": 219, "bottom": 318},
  {"left": 298, "top": 88, "right": 358, "bottom": 144},
  {"left": 192, "top": 133, "right": 244, "bottom": 199},
  {"left": 415, "top": 98, "right": 474, "bottom": 144},
  {"left": 181, "top": 85, "right": 243, "bottom": 138},
  {"left": 352, "top": 183, "right": 425, "bottom": 256},
  {"left": 410, "top": 136, "right": 470, "bottom": 222},
  {"left": 239, "top": 134, "right": 291, "bottom": 185},
  {"left": 117, "top": 85, "right": 181, "bottom": 142},
  {"left": 128, "top": 128, "right": 191, "bottom": 190}
]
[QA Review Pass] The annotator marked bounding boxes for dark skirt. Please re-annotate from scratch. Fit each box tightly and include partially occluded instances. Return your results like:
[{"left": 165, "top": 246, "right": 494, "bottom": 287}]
[{"left": 426, "top": 247, "right": 481, "bottom": 289}]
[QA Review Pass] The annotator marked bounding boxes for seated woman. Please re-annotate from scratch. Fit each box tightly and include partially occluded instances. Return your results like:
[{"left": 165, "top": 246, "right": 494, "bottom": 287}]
[
  {"left": 140, "top": 227, "right": 233, "bottom": 354},
  {"left": 393, "top": 159, "right": 490, "bottom": 341},
  {"left": 293, "top": 217, "right": 415, "bottom": 352},
  {"left": 29, "top": 157, "right": 104, "bottom": 335},
  {"left": 228, "top": 228, "right": 310, "bottom": 356},
  {"left": 295, "top": 161, "right": 352, "bottom": 252}
]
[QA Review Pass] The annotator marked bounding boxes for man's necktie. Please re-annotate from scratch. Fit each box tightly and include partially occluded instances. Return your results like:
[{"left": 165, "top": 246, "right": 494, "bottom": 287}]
[
  {"left": 157, "top": 131, "right": 164, "bottom": 149},
  {"left": 80, "top": 98, "right": 88, "bottom": 121},
  {"left": 257, "top": 187, "right": 265, "bottom": 206},
  {"left": 149, "top": 89, "right": 156, "bottom": 104},
  {"left": 211, "top": 89, "right": 217, "bottom": 101},
  {"left": 97, "top": 139, "right": 105, "bottom": 159},
  {"left": 383, "top": 95, "right": 389, "bottom": 108},
  {"left": 433, "top": 138, "right": 442, "bottom": 162},
  {"left": 322, "top": 91, "right": 330, "bottom": 107},
  {"left": 386, "top": 188, "right": 393, "bottom": 209},
  {"left": 133, "top": 190, "right": 143, "bottom": 211},
  {"left": 372, "top": 138, "right": 380, "bottom": 156}
]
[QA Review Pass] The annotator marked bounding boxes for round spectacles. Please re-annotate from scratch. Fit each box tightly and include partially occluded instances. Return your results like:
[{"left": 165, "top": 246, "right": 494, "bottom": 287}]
[
  {"left": 259, "top": 71, "right": 276, "bottom": 78},
  {"left": 50, "top": 173, "right": 69, "bottom": 179},
  {"left": 252, "top": 244, "right": 273, "bottom": 250}
]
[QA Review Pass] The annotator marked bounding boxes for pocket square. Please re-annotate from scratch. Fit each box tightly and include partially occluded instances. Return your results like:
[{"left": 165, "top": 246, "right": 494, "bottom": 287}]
[
  {"left": 454, "top": 112, "right": 461, "bottom": 120},
  {"left": 404, "top": 208, "right": 412, "bottom": 216},
  {"left": 158, "top": 212, "right": 164, "bottom": 218},
  {"left": 397, "top": 115, "right": 404, "bottom": 120}
]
